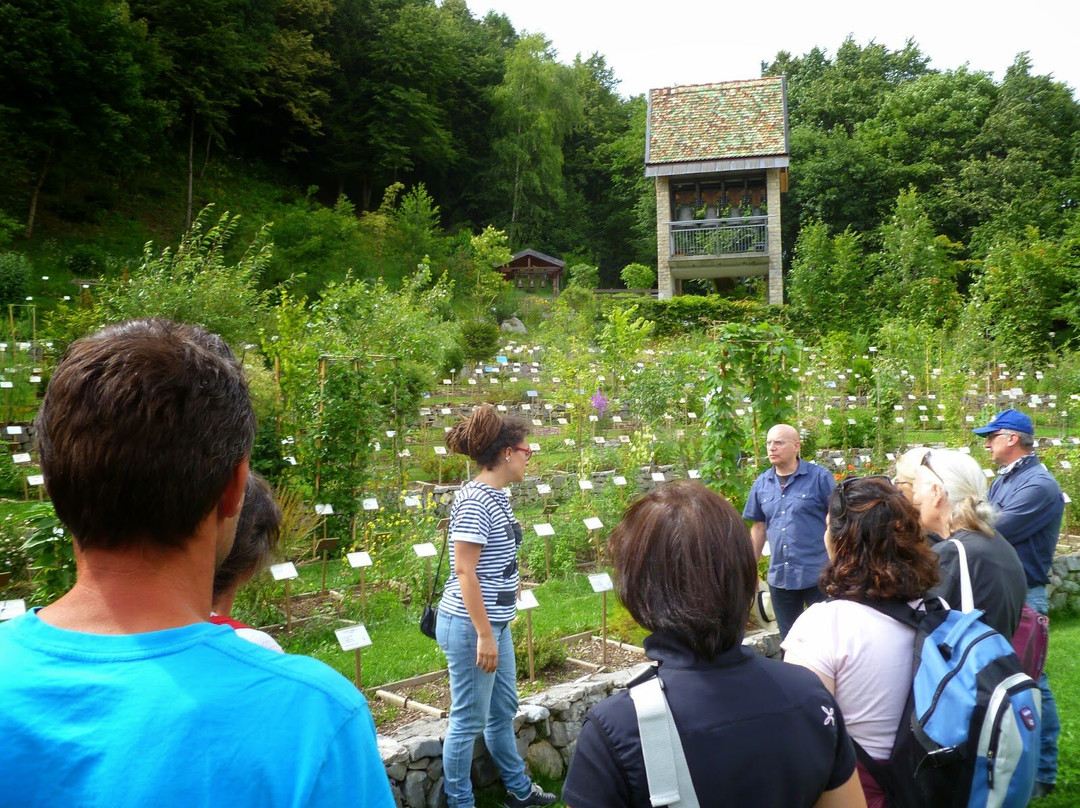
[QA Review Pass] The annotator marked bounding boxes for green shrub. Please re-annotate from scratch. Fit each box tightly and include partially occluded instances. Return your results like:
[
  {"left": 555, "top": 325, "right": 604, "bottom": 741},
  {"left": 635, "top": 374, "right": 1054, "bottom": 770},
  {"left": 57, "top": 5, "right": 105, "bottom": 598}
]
[
  {"left": 512, "top": 625, "right": 567, "bottom": 678},
  {"left": 0, "top": 253, "right": 30, "bottom": 307},
  {"left": 567, "top": 263, "right": 599, "bottom": 289},
  {"left": 457, "top": 317, "right": 501, "bottom": 366},
  {"left": 634, "top": 295, "right": 786, "bottom": 336},
  {"left": 620, "top": 263, "right": 656, "bottom": 290}
]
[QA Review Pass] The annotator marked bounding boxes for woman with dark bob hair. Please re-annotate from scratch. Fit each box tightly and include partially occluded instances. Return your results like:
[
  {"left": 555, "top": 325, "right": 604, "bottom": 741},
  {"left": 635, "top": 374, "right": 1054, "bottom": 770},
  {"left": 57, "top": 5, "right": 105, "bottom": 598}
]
[
  {"left": 436, "top": 405, "right": 555, "bottom": 808},
  {"left": 563, "top": 481, "right": 866, "bottom": 808},
  {"left": 784, "top": 476, "right": 939, "bottom": 808}
]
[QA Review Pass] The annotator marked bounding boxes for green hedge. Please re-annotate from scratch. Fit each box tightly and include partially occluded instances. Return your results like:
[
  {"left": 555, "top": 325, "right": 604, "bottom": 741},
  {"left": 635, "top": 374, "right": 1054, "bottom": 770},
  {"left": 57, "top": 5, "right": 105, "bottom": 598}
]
[{"left": 627, "top": 295, "right": 787, "bottom": 336}]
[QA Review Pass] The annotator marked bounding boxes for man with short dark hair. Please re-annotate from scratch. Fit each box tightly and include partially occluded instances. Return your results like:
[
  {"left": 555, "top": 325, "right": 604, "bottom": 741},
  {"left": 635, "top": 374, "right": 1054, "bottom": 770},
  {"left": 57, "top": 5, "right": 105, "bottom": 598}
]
[
  {"left": 974, "top": 408, "right": 1063, "bottom": 799},
  {"left": 0, "top": 319, "right": 393, "bottom": 807},
  {"left": 743, "top": 424, "right": 836, "bottom": 639}
]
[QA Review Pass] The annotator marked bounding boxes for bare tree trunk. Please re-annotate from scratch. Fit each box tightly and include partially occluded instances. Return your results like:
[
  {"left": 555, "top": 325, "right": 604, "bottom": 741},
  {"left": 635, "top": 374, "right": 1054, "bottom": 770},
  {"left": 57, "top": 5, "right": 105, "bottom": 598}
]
[
  {"left": 199, "top": 131, "right": 212, "bottom": 181},
  {"left": 186, "top": 110, "right": 195, "bottom": 230},
  {"left": 25, "top": 139, "right": 54, "bottom": 239}
]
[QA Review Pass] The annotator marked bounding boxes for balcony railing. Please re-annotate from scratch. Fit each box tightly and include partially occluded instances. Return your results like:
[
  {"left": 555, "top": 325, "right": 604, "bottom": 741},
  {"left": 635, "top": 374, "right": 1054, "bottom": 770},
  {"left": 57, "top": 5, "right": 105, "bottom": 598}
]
[{"left": 669, "top": 217, "right": 768, "bottom": 258}]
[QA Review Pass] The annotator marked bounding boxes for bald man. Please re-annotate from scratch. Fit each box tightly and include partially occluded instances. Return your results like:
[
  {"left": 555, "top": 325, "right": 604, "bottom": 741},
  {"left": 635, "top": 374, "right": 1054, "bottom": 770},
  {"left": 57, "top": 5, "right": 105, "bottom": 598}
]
[{"left": 742, "top": 424, "right": 836, "bottom": 638}]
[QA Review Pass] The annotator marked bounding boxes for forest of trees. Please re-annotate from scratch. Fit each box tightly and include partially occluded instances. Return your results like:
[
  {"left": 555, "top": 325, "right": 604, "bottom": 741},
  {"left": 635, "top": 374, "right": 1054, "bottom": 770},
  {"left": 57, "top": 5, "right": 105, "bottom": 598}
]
[{"left": 1, "top": 0, "right": 1079, "bottom": 359}]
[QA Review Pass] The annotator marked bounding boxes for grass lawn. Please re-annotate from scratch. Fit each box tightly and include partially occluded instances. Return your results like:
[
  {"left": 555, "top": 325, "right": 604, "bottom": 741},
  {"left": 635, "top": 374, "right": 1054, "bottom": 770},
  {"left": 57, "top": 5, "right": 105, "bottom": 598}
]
[{"left": 1039, "top": 613, "right": 1080, "bottom": 806}]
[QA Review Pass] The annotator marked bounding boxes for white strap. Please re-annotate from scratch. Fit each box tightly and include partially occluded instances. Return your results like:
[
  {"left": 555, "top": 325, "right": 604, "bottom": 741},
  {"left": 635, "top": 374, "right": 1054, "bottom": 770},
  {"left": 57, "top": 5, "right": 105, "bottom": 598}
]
[
  {"left": 629, "top": 675, "right": 701, "bottom": 808},
  {"left": 950, "top": 538, "right": 974, "bottom": 613}
]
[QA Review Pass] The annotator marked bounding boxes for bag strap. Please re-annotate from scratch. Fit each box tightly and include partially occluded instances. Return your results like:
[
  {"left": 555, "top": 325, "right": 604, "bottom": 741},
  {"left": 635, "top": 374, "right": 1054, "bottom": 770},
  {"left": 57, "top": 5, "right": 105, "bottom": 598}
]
[
  {"left": 857, "top": 597, "right": 922, "bottom": 631},
  {"left": 629, "top": 670, "right": 701, "bottom": 808},
  {"left": 424, "top": 523, "right": 449, "bottom": 609},
  {"left": 948, "top": 538, "right": 974, "bottom": 613}
]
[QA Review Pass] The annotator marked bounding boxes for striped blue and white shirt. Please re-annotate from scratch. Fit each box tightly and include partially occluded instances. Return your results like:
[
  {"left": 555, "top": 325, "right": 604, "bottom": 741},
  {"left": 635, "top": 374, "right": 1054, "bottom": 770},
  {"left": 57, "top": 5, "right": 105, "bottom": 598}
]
[{"left": 438, "top": 481, "right": 521, "bottom": 624}]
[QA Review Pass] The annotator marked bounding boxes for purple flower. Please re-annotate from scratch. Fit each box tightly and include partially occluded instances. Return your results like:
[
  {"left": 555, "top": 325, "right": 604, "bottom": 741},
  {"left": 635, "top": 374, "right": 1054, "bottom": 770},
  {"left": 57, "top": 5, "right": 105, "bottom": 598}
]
[{"left": 590, "top": 390, "right": 609, "bottom": 418}]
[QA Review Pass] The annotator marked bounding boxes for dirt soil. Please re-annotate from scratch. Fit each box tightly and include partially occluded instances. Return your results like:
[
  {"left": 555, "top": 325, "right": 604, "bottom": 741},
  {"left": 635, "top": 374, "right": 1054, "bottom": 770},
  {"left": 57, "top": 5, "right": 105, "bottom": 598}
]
[{"left": 371, "top": 636, "right": 648, "bottom": 736}]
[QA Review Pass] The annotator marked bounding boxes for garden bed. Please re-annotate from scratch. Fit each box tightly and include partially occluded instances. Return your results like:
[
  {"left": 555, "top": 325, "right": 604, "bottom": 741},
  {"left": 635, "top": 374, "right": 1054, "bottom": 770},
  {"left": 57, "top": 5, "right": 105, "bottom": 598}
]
[{"left": 370, "top": 634, "right": 648, "bottom": 735}]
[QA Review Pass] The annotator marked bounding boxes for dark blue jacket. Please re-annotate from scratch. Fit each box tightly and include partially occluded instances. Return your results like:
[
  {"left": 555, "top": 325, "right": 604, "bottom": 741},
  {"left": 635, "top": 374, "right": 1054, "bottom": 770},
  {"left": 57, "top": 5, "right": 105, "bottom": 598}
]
[{"left": 987, "top": 453, "right": 1064, "bottom": 587}]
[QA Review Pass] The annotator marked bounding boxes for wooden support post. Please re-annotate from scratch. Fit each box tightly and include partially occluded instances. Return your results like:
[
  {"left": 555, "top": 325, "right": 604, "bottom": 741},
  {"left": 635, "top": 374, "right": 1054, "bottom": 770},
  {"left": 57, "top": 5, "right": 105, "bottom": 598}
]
[{"left": 601, "top": 590, "right": 609, "bottom": 665}]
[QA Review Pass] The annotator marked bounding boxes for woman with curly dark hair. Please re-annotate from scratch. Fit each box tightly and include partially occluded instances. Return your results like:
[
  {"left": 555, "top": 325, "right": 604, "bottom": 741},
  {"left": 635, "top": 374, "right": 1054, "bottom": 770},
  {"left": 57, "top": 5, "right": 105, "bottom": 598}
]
[{"left": 783, "top": 476, "right": 939, "bottom": 808}]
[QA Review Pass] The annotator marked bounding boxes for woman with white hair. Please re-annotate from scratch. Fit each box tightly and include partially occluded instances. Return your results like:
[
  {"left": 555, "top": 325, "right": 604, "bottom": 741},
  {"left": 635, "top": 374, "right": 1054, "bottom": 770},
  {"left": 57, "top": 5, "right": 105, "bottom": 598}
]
[{"left": 913, "top": 448, "right": 1027, "bottom": 639}]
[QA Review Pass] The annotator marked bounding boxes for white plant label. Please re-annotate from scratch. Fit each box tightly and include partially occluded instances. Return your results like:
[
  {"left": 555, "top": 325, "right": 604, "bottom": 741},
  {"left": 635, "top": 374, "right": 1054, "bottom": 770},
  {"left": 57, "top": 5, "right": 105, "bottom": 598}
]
[
  {"left": 5, "top": 426, "right": 21, "bottom": 435},
  {"left": 413, "top": 542, "right": 437, "bottom": 558},
  {"left": 26, "top": 475, "right": 44, "bottom": 486},
  {"left": 588, "top": 573, "right": 614, "bottom": 593},
  {"left": 335, "top": 624, "right": 372, "bottom": 651},
  {"left": 578, "top": 479, "right": 594, "bottom": 490},
  {"left": 651, "top": 472, "right": 666, "bottom": 482},
  {"left": 434, "top": 446, "right": 447, "bottom": 455},
  {"left": 315, "top": 503, "right": 334, "bottom": 515},
  {"left": 583, "top": 517, "right": 604, "bottom": 531},
  {"left": 0, "top": 382, "right": 12, "bottom": 389},
  {"left": 270, "top": 562, "right": 299, "bottom": 581},
  {"left": 613, "top": 476, "right": 627, "bottom": 486},
  {"left": 529, "top": 442, "right": 541, "bottom": 452},
  {"left": 612, "top": 415, "right": 622, "bottom": 423},
  {"left": 517, "top": 590, "right": 540, "bottom": 610},
  {"left": 688, "top": 469, "right": 701, "bottom": 479},
  {"left": 533, "top": 523, "right": 555, "bottom": 537},
  {"left": 0, "top": 600, "right": 27, "bottom": 621},
  {"left": 347, "top": 552, "right": 372, "bottom": 568},
  {"left": 983, "top": 469, "right": 996, "bottom": 479},
  {"left": 536, "top": 484, "right": 552, "bottom": 495},
  {"left": 11, "top": 453, "right": 30, "bottom": 464},
  {"left": 362, "top": 498, "right": 379, "bottom": 511},
  {"left": 588, "top": 415, "right": 598, "bottom": 422},
  {"left": 404, "top": 496, "right": 421, "bottom": 508}
]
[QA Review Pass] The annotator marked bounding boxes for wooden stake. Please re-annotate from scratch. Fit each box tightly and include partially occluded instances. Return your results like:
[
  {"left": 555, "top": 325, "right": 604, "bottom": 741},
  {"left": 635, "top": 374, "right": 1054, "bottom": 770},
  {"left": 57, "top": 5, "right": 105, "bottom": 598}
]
[
  {"left": 526, "top": 609, "right": 535, "bottom": 681},
  {"left": 284, "top": 579, "right": 292, "bottom": 632},
  {"left": 601, "top": 590, "right": 609, "bottom": 665}
]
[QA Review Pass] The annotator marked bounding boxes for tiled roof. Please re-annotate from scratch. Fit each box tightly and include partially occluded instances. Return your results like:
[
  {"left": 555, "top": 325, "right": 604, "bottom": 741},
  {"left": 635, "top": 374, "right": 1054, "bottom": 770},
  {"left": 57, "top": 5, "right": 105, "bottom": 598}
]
[{"left": 647, "top": 77, "right": 788, "bottom": 165}]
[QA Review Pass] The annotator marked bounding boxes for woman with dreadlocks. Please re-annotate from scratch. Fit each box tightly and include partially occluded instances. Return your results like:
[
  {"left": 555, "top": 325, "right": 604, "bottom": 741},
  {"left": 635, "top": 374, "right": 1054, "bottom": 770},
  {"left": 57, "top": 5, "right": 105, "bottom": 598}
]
[{"left": 436, "top": 405, "right": 555, "bottom": 808}]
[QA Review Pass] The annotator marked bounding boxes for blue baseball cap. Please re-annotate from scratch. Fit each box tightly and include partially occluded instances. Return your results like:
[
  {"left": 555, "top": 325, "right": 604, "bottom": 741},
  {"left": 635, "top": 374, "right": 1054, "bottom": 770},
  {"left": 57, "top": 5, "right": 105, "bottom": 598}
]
[{"left": 973, "top": 408, "right": 1033, "bottom": 436}]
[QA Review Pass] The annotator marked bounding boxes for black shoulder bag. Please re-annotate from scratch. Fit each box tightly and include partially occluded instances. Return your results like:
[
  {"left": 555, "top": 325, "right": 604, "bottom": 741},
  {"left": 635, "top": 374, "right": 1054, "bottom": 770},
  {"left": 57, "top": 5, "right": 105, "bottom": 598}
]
[{"left": 420, "top": 528, "right": 449, "bottom": 640}]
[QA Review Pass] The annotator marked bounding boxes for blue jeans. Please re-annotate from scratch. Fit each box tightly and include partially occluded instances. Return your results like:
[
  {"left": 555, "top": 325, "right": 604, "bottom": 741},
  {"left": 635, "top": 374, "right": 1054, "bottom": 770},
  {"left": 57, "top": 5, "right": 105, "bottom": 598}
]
[
  {"left": 437, "top": 611, "right": 531, "bottom": 808},
  {"left": 1027, "top": 586, "right": 1060, "bottom": 785},
  {"left": 771, "top": 584, "right": 827, "bottom": 640}
]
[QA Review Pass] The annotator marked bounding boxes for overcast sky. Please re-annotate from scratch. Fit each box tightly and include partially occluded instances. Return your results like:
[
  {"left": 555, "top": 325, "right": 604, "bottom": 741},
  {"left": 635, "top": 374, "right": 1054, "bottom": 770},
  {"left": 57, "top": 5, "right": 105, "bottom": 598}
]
[{"left": 464, "top": 0, "right": 1078, "bottom": 99}]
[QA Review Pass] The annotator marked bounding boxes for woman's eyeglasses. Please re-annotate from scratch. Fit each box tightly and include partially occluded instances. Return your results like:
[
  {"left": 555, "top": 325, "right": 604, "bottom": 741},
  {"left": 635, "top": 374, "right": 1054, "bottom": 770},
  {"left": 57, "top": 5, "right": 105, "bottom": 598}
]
[{"left": 510, "top": 446, "right": 533, "bottom": 461}]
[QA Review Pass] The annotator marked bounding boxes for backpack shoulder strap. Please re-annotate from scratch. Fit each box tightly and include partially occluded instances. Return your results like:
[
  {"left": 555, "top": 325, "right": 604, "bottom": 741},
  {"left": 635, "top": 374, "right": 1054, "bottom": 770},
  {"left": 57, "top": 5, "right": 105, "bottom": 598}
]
[
  {"left": 629, "top": 669, "right": 701, "bottom": 808},
  {"left": 855, "top": 597, "right": 922, "bottom": 630},
  {"left": 948, "top": 538, "right": 974, "bottom": 612}
]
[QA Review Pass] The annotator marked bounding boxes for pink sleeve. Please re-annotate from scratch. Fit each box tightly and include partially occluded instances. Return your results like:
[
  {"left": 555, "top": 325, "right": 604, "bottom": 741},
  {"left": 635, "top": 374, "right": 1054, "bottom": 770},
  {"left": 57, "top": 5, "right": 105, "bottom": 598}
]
[{"left": 781, "top": 601, "right": 840, "bottom": 679}]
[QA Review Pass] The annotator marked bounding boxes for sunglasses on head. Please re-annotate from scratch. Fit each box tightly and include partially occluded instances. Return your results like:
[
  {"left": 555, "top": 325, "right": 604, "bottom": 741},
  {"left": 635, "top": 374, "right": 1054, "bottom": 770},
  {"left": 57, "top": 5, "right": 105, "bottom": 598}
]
[{"left": 835, "top": 474, "right": 892, "bottom": 517}]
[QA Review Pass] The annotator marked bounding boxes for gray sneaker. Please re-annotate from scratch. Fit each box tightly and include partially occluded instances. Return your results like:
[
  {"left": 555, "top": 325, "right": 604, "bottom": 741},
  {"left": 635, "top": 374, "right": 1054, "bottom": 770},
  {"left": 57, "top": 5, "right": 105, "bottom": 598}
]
[{"left": 504, "top": 783, "right": 557, "bottom": 808}]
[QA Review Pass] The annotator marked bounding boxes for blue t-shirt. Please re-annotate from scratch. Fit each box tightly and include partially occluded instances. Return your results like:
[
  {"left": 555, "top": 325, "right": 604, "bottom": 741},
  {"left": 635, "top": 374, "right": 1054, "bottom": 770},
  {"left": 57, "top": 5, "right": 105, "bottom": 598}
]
[
  {"left": 742, "top": 459, "right": 836, "bottom": 590},
  {"left": 0, "top": 611, "right": 394, "bottom": 808},
  {"left": 439, "top": 481, "right": 522, "bottom": 624}
]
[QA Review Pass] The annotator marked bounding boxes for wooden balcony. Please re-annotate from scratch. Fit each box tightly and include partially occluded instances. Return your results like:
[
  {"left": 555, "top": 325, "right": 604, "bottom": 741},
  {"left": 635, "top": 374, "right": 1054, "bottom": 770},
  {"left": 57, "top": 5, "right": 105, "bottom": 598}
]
[{"left": 668, "top": 216, "right": 770, "bottom": 279}]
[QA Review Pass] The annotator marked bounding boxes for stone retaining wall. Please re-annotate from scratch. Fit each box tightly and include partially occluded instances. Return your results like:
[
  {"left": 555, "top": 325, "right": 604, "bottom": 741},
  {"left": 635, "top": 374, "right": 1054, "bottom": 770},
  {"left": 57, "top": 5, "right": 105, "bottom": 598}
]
[
  {"left": 378, "top": 630, "right": 781, "bottom": 808},
  {"left": 1048, "top": 552, "right": 1080, "bottom": 613}
]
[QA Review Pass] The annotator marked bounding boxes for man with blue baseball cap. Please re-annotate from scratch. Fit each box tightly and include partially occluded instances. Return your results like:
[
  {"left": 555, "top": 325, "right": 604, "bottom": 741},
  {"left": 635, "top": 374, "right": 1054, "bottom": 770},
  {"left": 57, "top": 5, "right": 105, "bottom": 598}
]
[{"left": 974, "top": 408, "right": 1064, "bottom": 798}]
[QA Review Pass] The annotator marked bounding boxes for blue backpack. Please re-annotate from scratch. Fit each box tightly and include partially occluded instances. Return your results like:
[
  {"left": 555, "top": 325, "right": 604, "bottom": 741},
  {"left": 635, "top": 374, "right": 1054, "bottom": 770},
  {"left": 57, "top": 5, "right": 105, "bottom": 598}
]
[{"left": 856, "top": 598, "right": 1040, "bottom": 808}]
